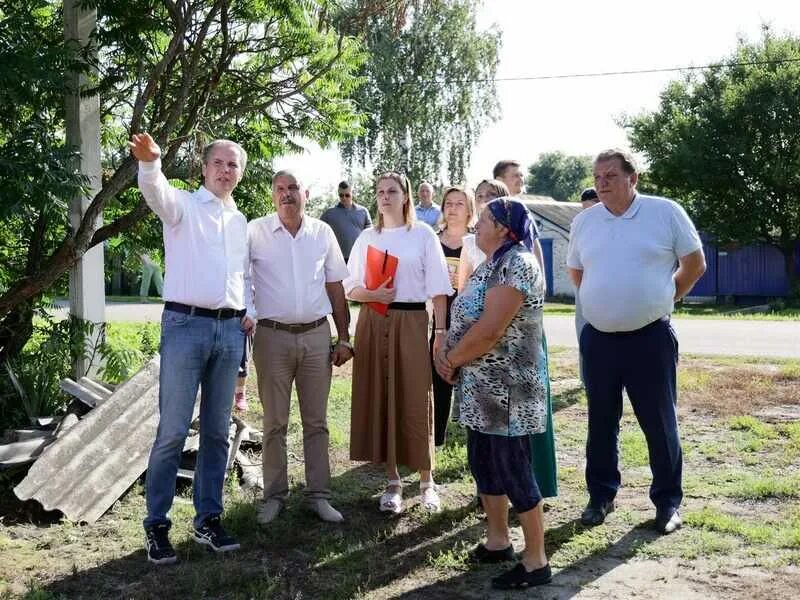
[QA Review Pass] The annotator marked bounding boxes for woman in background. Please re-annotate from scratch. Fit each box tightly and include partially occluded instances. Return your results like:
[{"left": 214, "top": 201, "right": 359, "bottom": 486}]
[
  {"left": 430, "top": 185, "right": 475, "bottom": 446},
  {"left": 458, "top": 179, "right": 509, "bottom": 291}
]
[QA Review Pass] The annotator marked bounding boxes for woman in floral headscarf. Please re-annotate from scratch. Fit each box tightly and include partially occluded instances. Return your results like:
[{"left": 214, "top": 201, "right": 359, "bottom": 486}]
[{"left": 434, "top": 197, "right": 552, "bottom": 590}]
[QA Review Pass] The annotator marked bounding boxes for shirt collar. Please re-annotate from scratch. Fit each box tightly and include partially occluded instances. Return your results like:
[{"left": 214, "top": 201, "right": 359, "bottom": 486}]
[
  {"left": 269, "top": 213, "right": 306, "bottom": 236},
  {"left": 198, "top": 185, "right": 237, "bottom": 209},
  {"left": 603, "top": 193, "right": 642, "bottom": 220}
]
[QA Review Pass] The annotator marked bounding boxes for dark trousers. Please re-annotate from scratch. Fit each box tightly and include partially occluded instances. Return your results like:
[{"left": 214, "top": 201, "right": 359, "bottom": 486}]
[
  {"left": 430, "top": 294, "right": 455, "bottom": 446},
  {"left": 580, "top": 319, "right": 683, "bottom": 512}
]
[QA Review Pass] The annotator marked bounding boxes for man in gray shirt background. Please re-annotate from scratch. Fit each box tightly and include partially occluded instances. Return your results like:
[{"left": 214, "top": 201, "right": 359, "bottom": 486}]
[{"left": 320, "top": 181, "right": 372, "bottom": 263}]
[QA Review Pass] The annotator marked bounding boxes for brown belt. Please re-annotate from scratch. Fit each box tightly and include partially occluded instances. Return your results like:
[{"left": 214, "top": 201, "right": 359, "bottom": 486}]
[{"left": 257, "top": 316, "right": 327, "bottom": 334}]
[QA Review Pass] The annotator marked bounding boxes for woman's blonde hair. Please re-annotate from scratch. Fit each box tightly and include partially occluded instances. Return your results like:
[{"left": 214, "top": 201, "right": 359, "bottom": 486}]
[
  {"left": 475, "top": 178, "right": 510, "bottom": 203},
  {"left": 375, "top": 171, "right": 416, "bottom": 232},
  {"left": 439, "top": 185, "right": 476, "bottom": 230}
]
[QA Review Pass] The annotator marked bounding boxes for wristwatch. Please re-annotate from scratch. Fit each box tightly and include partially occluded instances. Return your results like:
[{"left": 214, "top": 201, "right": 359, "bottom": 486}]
[
  {"left": 433, "top": 328, "right": 447, "bottom": 335},
  {"left": 336, "top": 339, "right": 354, "bottom": 351}
]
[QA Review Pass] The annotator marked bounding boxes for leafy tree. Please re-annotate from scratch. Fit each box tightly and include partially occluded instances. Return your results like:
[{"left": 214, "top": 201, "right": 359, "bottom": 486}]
[
  {"left": 525, "top": 151, "right": 592, "bottom": 201},
  {"left": 0, "top": 0, "right": 366, "bottom": 361},
  {"left": 624, "top": 29, "right": 800, "bottom": 294},
  {"left": 340, "top": 0, "right": 501, "bottom": 185}
]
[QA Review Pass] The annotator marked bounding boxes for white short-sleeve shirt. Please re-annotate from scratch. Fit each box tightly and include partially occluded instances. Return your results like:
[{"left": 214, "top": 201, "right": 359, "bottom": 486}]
[
  {"left": 247, "top": 214, "right": 349, "bottom": 323},
  {"left": 566, "top": 194, "right": 702, "bottom": 332},
  {"left": 343, "top": 223, "right": 454, "bottom": 301}
]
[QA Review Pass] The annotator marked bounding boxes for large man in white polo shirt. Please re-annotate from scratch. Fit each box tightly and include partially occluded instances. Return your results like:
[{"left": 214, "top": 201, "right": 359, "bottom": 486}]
[
  {"left": 567, "top": 149, "right": 706, "bottom": 535},
  {"left": 248, "top": 170, "right": 353, "bottom": 525},
  {"left": 130, "top": 133, "right": 255, "bottom": 565}
]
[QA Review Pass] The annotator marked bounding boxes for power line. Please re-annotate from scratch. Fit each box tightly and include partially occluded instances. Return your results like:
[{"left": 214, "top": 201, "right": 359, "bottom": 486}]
[{"left": 411, "top": 57, "right": 800, "bottom": 85}]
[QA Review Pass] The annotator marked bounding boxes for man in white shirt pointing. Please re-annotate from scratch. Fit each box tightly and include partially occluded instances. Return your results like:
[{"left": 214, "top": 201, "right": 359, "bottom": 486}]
[
  {"left": 249, "top": 170, "right": 353, "bottom": 525},
  {"left": 130, "top": 133, "right": 255, "bottom": 565}
]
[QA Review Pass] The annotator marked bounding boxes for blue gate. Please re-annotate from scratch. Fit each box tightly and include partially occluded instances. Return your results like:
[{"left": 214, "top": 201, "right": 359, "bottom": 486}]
[{"left": 540, "top": 238, "right": 554, "bottom": 296}]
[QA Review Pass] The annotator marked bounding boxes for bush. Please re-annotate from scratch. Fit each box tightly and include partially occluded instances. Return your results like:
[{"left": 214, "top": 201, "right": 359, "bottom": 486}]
[{"left": 0, "top": 318, "right": 161, "bottom": 430}]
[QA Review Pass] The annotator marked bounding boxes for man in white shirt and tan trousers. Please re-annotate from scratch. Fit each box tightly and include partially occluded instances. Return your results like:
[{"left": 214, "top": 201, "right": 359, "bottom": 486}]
[
  {"left": 130, "top": 133, "right": 255, "bottom": 565},
  {"left": 248, "top": 170, "right": 353, "bottom": 525}
]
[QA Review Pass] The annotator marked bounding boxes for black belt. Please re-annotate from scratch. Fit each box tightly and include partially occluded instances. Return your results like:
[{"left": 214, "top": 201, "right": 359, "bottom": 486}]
[
  {"left": 258, "top": 316, "right": 327, "bottom": 333},
  {"left": 164, "top": 301, "right": 245, "bottom": 320},
  {"left": 388, "top": 302, "right": 426, "bottom": 311}
]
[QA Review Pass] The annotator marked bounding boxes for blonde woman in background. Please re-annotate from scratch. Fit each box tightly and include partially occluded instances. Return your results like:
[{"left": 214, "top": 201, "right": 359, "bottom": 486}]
[
  {"left": 457, "top": 179, "right": 509, "bottom": 292},
  {"left": 430, "top": 185, "right": 475, "bottom": 446}
]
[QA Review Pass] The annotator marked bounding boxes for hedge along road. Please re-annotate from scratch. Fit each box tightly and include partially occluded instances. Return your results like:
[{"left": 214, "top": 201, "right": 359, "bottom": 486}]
[{"left": 53, "top": 301, "right": 800, "bottom": 359}]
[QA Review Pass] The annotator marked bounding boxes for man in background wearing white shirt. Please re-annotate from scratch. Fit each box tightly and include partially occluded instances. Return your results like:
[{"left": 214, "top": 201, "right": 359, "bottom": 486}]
[
  {"left": 248, "top": 170, "right": 353, "bottom": 525},
  {"left": 130, "top": 133, "right": 255, "bottom": 565}
]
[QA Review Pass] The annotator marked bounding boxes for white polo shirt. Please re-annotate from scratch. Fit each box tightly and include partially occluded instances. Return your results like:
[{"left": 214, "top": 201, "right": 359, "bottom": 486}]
[
  {"left": 566, "top": 194, "right": 702, "bottom": 332},
  {"left": 246, "top": 214, "right": 349, "bottom": 323}
]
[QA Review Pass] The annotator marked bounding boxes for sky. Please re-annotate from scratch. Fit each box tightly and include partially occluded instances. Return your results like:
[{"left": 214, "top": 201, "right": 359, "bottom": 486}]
[{"left": 276, "top": 0, "right": 800, "bottom": 194}]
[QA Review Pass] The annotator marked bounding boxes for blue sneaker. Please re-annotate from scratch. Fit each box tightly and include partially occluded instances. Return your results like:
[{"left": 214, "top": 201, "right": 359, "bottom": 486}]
[{"left": 192, "top": 516, "right": 240, "bottom": 552}]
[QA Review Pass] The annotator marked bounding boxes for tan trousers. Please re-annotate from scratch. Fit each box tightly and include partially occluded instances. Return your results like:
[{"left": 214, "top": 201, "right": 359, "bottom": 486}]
[{"left": 253, "top": 320, "right": 332, "bottom": 500}]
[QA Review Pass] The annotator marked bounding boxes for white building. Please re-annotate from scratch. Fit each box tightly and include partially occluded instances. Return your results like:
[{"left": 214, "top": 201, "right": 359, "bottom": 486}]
[{"left": 520, "top": 195, "right": 583, "bottom": 299}]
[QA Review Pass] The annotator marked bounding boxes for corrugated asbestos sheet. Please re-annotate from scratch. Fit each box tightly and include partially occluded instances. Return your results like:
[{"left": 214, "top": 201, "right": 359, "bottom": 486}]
[{"left": 14, "top": 356, "right": 161, "bottom": 524}]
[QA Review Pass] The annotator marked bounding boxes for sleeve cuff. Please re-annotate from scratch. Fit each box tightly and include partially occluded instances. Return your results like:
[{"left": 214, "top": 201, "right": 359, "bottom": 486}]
[{"left": 138, "top": 158, "right": 162, "bottom": 174}]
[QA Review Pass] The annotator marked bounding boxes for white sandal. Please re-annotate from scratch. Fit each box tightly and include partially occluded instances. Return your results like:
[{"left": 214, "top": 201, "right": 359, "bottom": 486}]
[
  {"left": 420, "top": 480, "right": 441, "bottom": 512},
  {"left": 379, "top": 479, "right": 403, "bottom": 514}
]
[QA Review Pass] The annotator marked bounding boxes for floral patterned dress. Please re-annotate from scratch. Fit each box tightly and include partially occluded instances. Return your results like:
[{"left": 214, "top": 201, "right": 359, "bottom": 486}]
[{"left": 447, "top": 245, "right": 547, "bottom": 437}]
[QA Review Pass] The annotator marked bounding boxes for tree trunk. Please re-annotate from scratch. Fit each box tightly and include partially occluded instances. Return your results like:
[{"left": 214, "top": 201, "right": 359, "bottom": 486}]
[{"left": 0, "top": 301, "right": 35, "bottom": 364}]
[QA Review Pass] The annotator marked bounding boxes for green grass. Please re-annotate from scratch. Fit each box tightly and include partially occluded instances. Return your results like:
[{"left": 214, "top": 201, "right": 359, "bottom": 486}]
[
  {"left": 678, "top": 368, "right": 713, "bottom": 392},
  {"left": 3, "top": 348, "right": 800, "bottom": 597},
  {"left": 620, "top": 429, "right": 650, "bottom": 468},
  {"left": 685, "top": 506, "right": 800, "bottom": 549}
]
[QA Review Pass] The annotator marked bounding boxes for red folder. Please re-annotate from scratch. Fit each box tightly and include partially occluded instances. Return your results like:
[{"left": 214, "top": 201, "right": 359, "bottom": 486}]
[{"left": 365, "top": 244, "right": 399, "bottom": 316}]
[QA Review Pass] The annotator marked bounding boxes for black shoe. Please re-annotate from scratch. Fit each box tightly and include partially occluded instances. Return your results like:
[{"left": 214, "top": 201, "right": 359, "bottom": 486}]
[
  {"left": 468, "top": 543, "right": 515, "bottom": 564},
  {"left": 655, "top": 508, "right": 682, "bottom": 534},
  {"left": 580, "top": 499, "right": 615, "bottom": 527},
  {"left": 192, "top": 516, "right": 240, "bottom": 552},
  {"left": 144, "top": 523, "right": 177, "bottom": 565},
  {"left": 491, "top": 562, "right": 552, "bottom": 590}
]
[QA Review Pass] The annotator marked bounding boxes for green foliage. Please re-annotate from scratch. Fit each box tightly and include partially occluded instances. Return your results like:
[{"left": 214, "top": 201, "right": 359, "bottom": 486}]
[
  {"left": 100, "top": 321, "right": 160, "bottom": 384},
  {"left": 2, "top": 315, "right": 96, "bottom": 423},
  {"left": 341, "top": 0, "right": 500, "bottom": 185},
  {"left": 525, "top": 151, "right": 593, "bottom": 201},
  {"left": 624, "top": 28, "right": 800, "bottom": 290},
  {"left": 0, "top": 317, "right": 161, "bottom": 428},
  {"left": 0, "top": 0, "right": 367, "bottom": 360}
]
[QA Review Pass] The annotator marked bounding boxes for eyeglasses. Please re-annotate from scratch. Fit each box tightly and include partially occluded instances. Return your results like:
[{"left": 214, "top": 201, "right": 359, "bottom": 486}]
[{"left": 338, "top": 193, "right": 351, "bottom": 198}]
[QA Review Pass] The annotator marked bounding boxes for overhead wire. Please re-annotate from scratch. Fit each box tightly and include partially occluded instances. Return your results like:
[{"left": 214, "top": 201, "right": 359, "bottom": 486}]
[{"left": 405, "top": 57, "right": 800, "bottom": 85}]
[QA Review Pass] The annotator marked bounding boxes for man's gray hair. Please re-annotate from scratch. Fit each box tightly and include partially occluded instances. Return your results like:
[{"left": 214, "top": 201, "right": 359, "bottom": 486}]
[
  {"left": 272, "top": 169, "right": 302, "bottom": 185},
  {"left": 202, "top": 139, "right": 248, "bottom": 171},
  {"left": 594, "top": 148, "right": 637, "bottom": 175}
]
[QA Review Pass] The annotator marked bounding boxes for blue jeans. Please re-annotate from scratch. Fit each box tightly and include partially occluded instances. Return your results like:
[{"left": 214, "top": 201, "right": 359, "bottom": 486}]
[{"left": 143, "top": 309, "right": 244, "bottom": 530}]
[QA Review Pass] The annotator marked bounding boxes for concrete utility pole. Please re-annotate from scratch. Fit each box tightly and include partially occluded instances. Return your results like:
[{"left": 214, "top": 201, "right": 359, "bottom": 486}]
[{"left": 65, "top": 0, "right": 105, "bottom": 378}]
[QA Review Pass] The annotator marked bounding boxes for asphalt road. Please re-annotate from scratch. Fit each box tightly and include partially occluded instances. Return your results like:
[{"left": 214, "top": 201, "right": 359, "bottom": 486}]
[{"left": 55, "top": 302, "right": 800, "bottom": 359}]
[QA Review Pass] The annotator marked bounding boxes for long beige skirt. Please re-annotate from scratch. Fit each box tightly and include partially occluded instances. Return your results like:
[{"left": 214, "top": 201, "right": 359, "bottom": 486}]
[{"left": 349, "top": 306, "right": 434, "bottom": 471}]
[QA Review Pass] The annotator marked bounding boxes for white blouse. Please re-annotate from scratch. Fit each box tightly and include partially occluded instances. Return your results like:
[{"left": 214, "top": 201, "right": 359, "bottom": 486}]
[
  {"left": 462, "top": 233, "right": 486, "bottom": 267},
  {"left": 343, "top": 223, "right": 454, "bottom": 302}
]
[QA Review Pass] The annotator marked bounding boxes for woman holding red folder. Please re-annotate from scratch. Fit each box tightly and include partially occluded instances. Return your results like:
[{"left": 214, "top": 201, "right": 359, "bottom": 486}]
[{"left": 343, "top": 172, "right": 453, "bottom": 514}]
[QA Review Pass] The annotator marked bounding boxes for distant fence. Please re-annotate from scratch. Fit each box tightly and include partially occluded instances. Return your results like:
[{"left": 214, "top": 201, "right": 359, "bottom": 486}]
[{"left": 690, "top": 236, "right": 800, "bottom": 298}]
